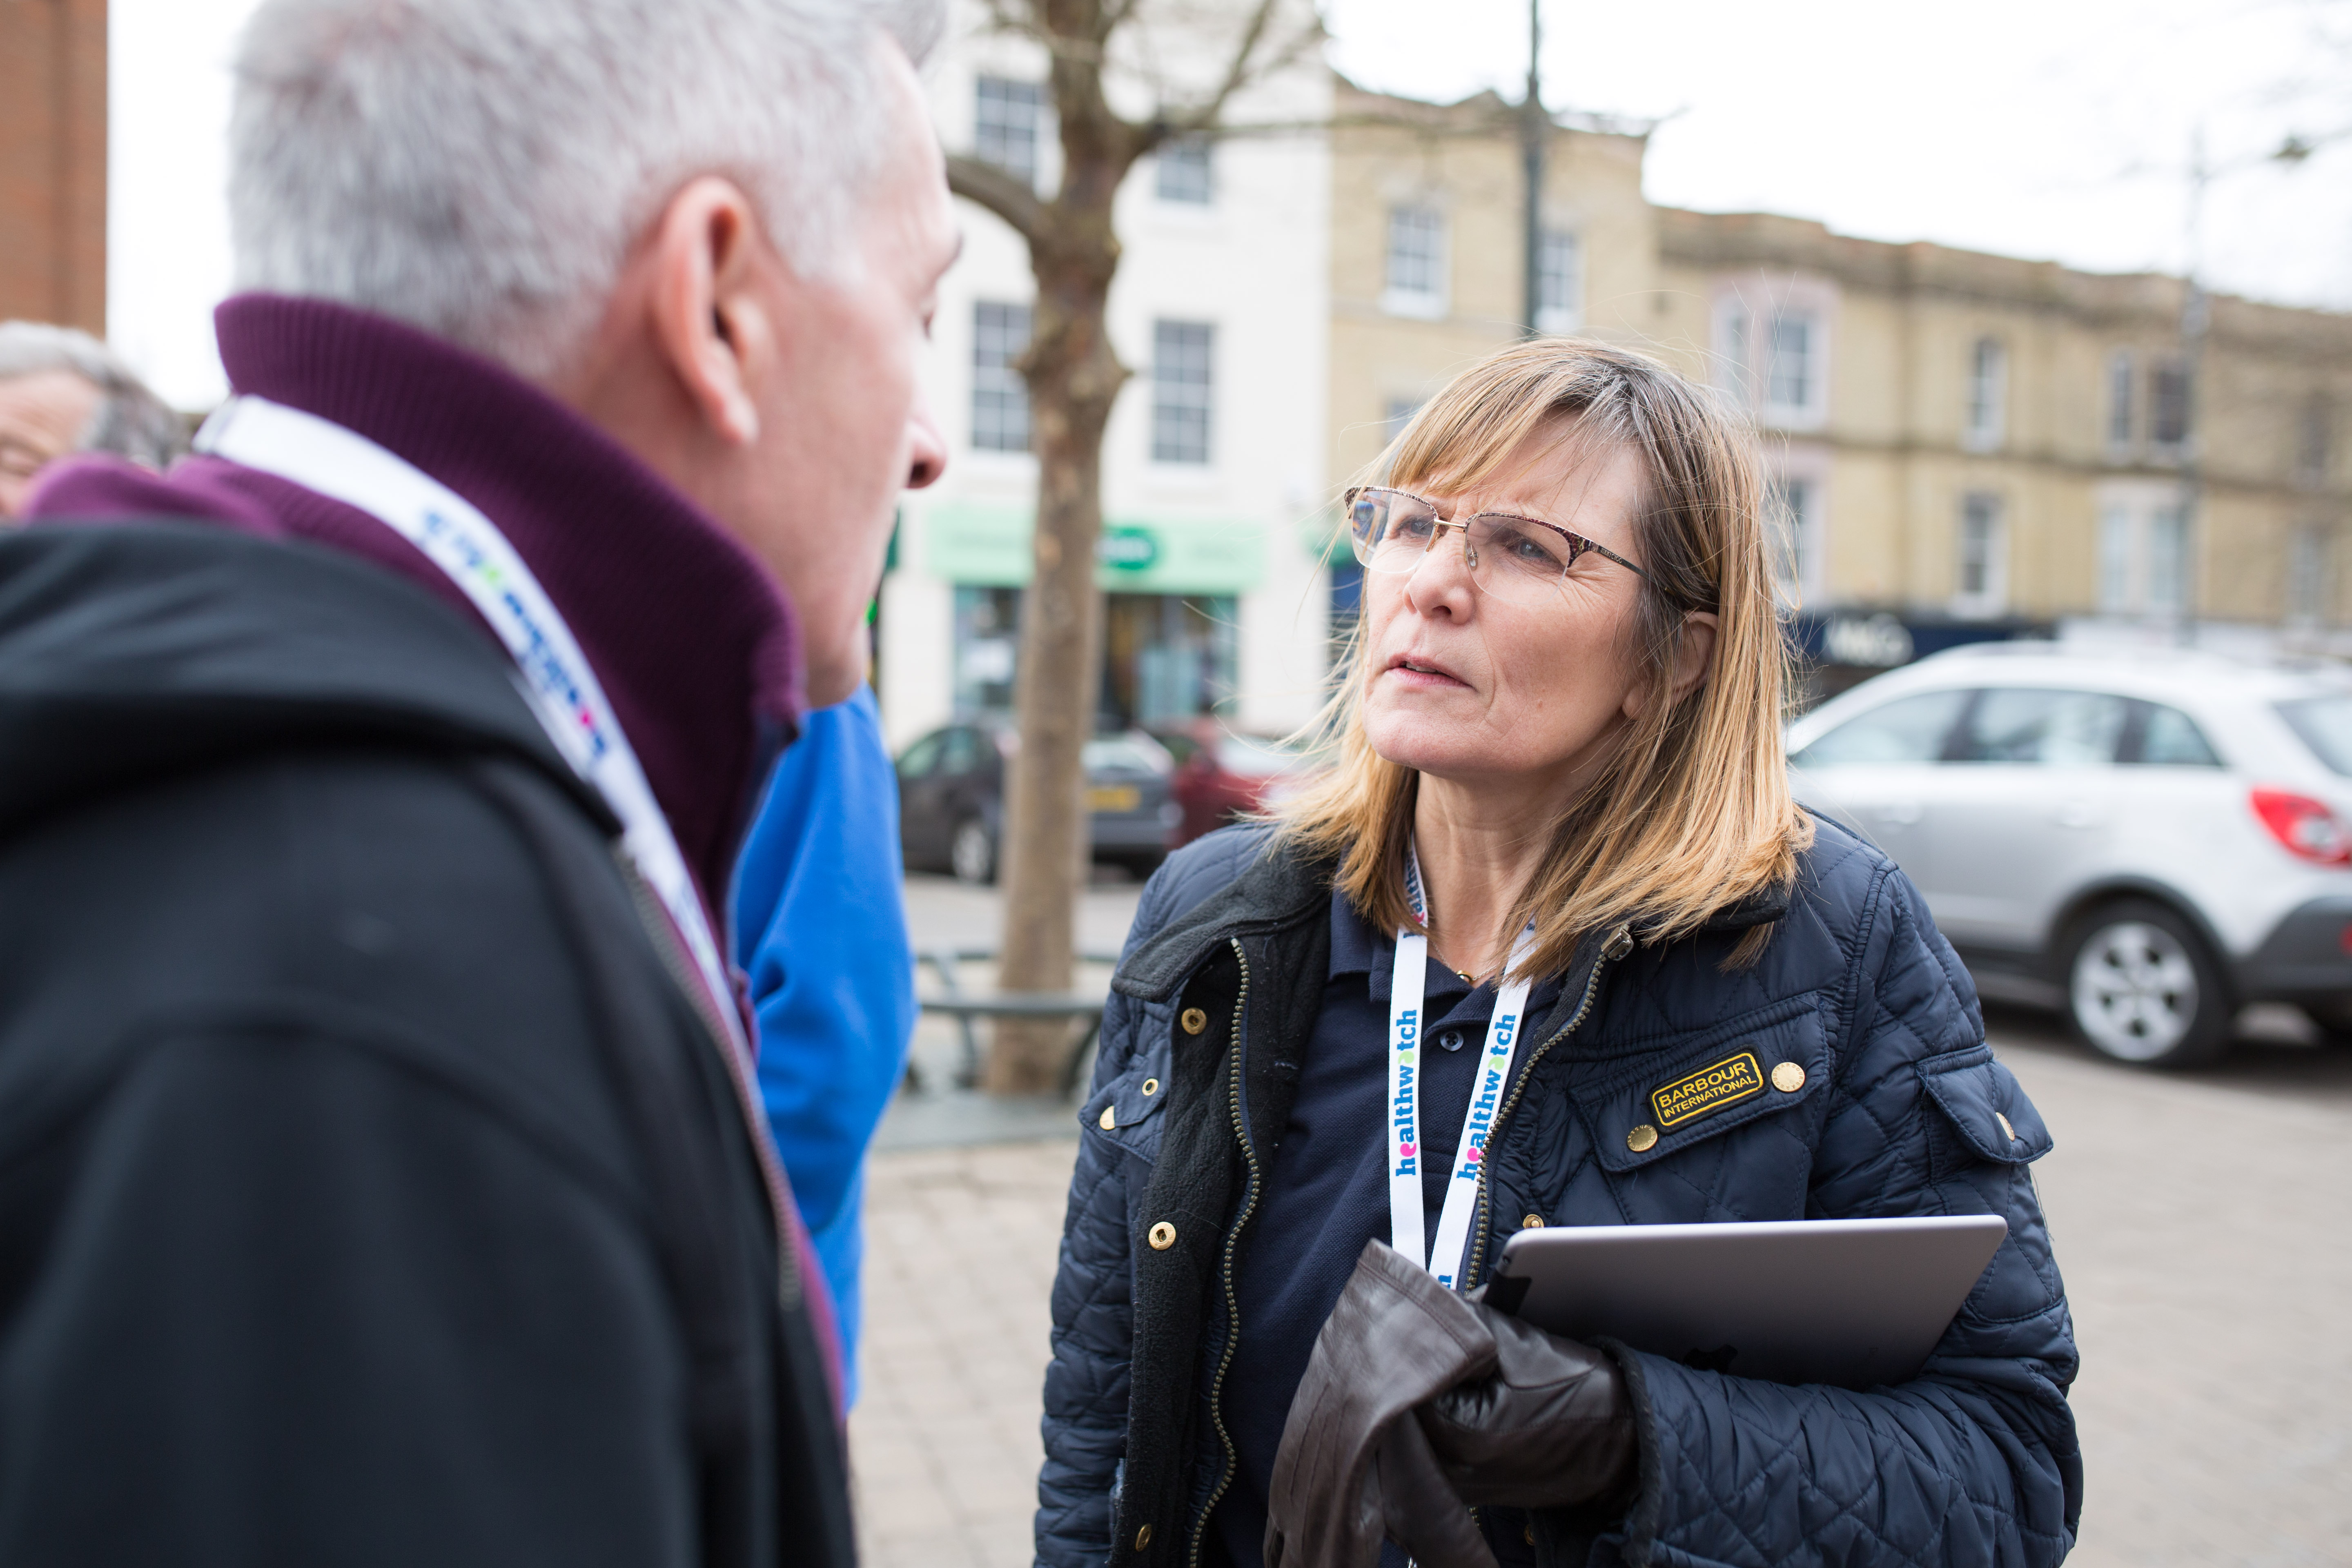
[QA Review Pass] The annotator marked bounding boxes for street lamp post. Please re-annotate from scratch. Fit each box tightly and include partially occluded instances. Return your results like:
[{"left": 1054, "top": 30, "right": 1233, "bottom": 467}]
[{"left": 2173, "top": 127, "right": 2316, "bottom": 646}]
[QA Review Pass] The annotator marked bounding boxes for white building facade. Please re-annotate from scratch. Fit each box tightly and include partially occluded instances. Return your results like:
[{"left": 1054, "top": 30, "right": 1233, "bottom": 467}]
[{"left": 876, "top": 6, "right": 1334, "bottom": 750}]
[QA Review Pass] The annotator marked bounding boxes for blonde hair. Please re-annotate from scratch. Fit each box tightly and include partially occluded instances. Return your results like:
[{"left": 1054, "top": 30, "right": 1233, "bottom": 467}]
[{"left": 1281, "top": 338, "right": 1811, "bottom": 977}]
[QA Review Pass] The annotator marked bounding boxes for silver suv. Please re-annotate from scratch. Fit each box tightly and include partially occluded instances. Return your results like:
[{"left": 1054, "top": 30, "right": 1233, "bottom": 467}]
[{"left": 1787, "top": 644, "right": 2352, "bottom": 1067}]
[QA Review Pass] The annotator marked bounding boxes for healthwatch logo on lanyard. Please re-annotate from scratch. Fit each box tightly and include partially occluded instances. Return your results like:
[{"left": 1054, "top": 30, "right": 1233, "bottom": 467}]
[
  {"left": 193, "top": 394, "right": 749, "bottom": 1065},
  {"left": 1388, "top": 843, "right": 1539, "bottom": 1289}
]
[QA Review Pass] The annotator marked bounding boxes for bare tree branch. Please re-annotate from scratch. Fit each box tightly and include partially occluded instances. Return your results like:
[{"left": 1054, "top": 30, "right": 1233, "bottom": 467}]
[
  {"left": 946, "top": 154, "right": 1047, "bottom": 241},
  {"left": 1149, "top": 0, "right": 1316, "bottom": 142}
]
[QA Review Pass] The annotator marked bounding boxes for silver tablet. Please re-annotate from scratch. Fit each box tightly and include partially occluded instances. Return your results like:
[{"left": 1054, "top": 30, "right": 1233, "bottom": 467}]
[{"left": 1489, "top": 1215, "right": 2008, "bottom": 1390}]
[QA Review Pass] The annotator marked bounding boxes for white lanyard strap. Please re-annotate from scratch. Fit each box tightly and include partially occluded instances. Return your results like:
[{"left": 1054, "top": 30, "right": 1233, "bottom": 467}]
[
  {"left": 193, "top": 395, "right": 749, "bottom": 1062},
  {"left": 1388, "top": 843, "right": 1539, "bottom": 1288}
]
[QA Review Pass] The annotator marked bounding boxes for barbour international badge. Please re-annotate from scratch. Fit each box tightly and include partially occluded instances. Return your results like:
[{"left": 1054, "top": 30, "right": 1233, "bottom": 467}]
[{"left": 1649, "top": 1051, "right": 1765, "bottom": 1130}]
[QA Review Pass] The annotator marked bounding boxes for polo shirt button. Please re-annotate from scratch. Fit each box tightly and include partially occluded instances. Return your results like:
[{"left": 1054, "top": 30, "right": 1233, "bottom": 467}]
[{"left": 1437, "top": 1029, "right": 1465, "bottom": 1052}]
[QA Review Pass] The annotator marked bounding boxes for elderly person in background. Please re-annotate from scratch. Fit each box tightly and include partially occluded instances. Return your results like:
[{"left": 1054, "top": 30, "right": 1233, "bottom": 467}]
[
  {"left": 0, "top": 321, "right": 183, "bottom": 517},
  {"left": 0, "top": 0, "right": 952, "bottom": 1563}
]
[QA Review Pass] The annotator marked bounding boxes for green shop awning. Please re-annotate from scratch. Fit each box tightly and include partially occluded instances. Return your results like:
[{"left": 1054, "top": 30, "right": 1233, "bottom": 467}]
[{"left": 919, "top": 501, "right": 1266, "bottom": 596}]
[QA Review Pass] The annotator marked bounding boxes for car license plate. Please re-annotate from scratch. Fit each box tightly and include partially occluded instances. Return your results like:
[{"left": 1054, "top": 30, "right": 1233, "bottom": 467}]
[{"left": 1086, "top": 784, "right": 1140, "bottom": 813}]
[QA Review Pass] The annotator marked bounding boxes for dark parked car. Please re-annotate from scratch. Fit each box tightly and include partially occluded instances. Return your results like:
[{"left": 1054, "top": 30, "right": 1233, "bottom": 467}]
[
  {"left": 1156, "top": 724, "right": 1324, "bottom": 847},
  {"left": 896, "top": 724, "right": 1177, "bottom": 884}
]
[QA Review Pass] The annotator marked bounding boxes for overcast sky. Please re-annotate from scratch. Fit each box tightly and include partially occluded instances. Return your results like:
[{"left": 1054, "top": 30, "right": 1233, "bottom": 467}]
[{"left": 107, "top": 0, "right": 2352, "bottom": 408}]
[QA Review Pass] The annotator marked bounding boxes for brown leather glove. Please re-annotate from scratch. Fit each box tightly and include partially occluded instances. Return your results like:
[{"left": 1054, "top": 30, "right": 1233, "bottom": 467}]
[
  {"left": 1264, "top": 1241, "right": 1499, "bottom": 1568},
  {"left": 1413, "top": 1306, "right": 1636, "bottom": 1511}
]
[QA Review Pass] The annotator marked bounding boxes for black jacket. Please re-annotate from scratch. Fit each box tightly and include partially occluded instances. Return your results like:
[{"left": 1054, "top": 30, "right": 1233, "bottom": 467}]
[
  {"left": 0, "top": 523, "right": 853, "bottom": 1567},
  {"left": 1039, "top": 825, "right": 2080, "bottom": 1568}
]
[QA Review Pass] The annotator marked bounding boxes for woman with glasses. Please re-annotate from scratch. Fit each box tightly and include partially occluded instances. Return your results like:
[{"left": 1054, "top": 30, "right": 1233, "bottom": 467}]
[{"left": 1036, "top": 341, "right": 2079, "bottom": 1568}]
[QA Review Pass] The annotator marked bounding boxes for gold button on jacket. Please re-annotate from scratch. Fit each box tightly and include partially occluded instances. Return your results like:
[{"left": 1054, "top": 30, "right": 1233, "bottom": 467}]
[
  {"left": 1626, "top": 1123, "right": 1659, "bottom": 1153},
  {"left": 1179, "top": 1007, "right": 1208, "bottom": 1035},
  {"left": 1098, "top": 1106, "right": 1117, "bottom": 1130},
  {"left": 1771, "top": 1061, "right": 1806, "bottom": 1093},
  {"left": 1147, "top": 1221, "right": 1177, "bottom": 1250}
]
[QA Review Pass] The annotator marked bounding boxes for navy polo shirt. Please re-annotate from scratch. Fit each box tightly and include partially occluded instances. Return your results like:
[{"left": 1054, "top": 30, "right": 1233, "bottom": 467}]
[{"left": 1207, "top": 891, "right": 1562, "bottom": 1568}]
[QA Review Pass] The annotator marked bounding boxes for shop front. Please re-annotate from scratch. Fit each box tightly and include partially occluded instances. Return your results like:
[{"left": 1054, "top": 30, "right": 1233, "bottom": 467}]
[{"left": 921, "top": 502, "right": 1265, "bottom": 732}]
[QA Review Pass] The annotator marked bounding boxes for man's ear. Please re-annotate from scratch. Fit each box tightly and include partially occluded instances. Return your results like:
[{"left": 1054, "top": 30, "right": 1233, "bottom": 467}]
[{"left": 646, "top": 176, "right": 773, "bottom": 447}]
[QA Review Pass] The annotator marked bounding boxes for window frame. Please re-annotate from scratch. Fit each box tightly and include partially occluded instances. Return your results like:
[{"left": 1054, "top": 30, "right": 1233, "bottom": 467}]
[
  {"left": 2297, "top": 393, "right": 2332, "bottom": 486},
  {"left": 1764, "top": 310, "right": 1819, "bottom": 422},
  {"left": 1953, "top": 490, "right": 2007, "bottom": 617},
  {"left": 1711, "top": 279, "right": 1833, "bottom": 431},
  {"left": 1963, "top": 336, "right": 2006, "bottom": 452},
  {"left": 1534, "top": 227, "right": 1582, "bottom": 334},
  {"left": 2150, "top": 356, "right": 2193, "bottom": 452},
  {"left": 2289, "top": 523, "right": 2330, "bottom": 625},
  {"left": 1150, "top": 318, "right": 1216, "bottom": 467},
  {"left": 969, "top": 299, "right": 1035, "bottom": 455},
  {"left": 1766, "top": 470, "right": 1827, "bottom": 608},
  {"left": 1154, "top": 134, "right": 1214, "bottom": 206},
  {"left": 2106, "top": 350, "right": 2136, "bottom": 454},
  {"left": 1380, "top": 204, "right": 1449, "bottom": 319},
  {"left": 973, "top": 75, "right": 1047, "bottom": 191}
]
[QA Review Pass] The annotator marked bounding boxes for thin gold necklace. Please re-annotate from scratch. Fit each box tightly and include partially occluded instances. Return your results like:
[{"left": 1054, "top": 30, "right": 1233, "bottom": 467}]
[{"left": 1424, "top": 934, "right": 1476, "bottom": 984}]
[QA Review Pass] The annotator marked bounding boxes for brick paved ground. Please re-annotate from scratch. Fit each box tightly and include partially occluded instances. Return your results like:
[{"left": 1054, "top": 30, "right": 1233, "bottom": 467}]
[{"left": 862, "top": 877, "right": 2352, "bottom": 1567}]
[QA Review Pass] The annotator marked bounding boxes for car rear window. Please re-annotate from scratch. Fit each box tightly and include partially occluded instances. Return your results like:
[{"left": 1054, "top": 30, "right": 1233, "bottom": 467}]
[
  {"left": 2279, "top": 695, "right": 2352, "bottom": 777},
  {"left": 1953, "top": 688, "right": 2128, "bottom": 764},
  {"left": 2137, "top": 704, "right": 2223, "bottom": 767},
  {"left": 1790, "top": 689, "right": 1969, "bottom": 767}
]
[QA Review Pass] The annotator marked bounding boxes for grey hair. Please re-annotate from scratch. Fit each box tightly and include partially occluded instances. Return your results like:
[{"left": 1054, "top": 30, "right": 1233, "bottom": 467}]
[
  {"left": 0, "top": 321, "right": 186, "bottom": 470},
  {"left": 228, "top": 0, "right": 947, "bottom": 379}
]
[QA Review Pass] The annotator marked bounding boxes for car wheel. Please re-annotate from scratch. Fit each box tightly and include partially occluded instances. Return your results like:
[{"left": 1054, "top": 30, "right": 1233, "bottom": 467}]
[
  {"left": 2062, "top": 900, "right": 2231, "bottom": 1068},
  {"left": 949, "top": 817, "right": 996, "bottom": 886}
]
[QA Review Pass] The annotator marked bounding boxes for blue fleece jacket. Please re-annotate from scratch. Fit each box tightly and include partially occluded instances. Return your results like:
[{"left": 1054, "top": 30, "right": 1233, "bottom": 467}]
[{"left": 732, "top": 684, "right": 915, "bottom": 1406}]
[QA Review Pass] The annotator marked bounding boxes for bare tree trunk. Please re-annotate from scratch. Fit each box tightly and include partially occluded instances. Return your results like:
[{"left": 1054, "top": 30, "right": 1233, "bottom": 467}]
[
  {"left": 945, "top": 0, "right": 1313, "bottom": 1093},
  {"left": 987, "top": 219, "right": 1125, "bottom": 1091}
]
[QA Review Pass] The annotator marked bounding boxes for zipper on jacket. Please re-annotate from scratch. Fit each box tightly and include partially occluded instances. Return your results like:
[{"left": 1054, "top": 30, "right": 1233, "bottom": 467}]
[
  {"left": 1185, "top": 937, "right": 1258, "bottom": 1568},
  {"left": 1461, "top": 922, "right": 1628, "bottom": 1292}
]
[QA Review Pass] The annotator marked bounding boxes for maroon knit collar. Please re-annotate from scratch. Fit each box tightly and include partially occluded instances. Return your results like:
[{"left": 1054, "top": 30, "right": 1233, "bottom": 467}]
[{"left": 26, "top": 293, "right": 803, "bottom": 918}]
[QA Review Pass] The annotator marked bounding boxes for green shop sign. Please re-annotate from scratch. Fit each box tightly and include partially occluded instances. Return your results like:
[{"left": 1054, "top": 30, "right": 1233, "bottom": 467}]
[{"left": 920, "top": 501, "right": 1265, "bottom": 595}]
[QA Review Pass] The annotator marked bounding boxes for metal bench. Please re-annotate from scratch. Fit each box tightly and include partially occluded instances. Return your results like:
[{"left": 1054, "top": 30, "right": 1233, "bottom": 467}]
[{"left": 917, "top": 948, "right": 1120, "bottom": 1095}]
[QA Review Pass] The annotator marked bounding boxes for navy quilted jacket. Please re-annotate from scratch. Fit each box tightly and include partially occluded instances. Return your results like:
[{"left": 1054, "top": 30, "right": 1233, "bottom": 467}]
[{"left": 1037, "top": 820, "right": 2081, "bottom": 1568}]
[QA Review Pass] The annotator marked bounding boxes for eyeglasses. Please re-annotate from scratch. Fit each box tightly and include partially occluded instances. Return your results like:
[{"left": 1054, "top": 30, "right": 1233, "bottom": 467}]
[{"left": 1344, "top": 485, "right": 1650, "bottom": 605}]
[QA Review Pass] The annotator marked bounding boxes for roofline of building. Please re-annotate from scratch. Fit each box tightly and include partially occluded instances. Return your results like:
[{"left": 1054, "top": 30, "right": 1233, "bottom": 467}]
[
  {"left": 1658, "top": 205, "right": 2352, "bottom": 349},
  {"left": 1329, "top": 69, "right": 1656, "bottom": 143}
]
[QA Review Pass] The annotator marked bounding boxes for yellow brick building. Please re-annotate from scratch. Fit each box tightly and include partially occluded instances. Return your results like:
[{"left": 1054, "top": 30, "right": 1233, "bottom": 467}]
[{"left": 1328, "top": 78, "right": 2352, "bottom": 671}]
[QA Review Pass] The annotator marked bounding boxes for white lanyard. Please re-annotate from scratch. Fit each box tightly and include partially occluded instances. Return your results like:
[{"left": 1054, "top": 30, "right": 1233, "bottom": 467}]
[
  {"left": 1388, "top": 844, "right": 1540, "bottom": 1289},
  {"left": 193, "top": 394, "right": 750, "bottom": 1062}
]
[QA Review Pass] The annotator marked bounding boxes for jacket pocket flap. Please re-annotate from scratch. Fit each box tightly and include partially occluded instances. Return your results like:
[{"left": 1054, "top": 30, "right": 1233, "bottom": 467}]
[
  {"left": 1078, "top": 1056, "right": 1172, "bottom": 1149},
  {"left": 1585, "top": 999, "right": 1830, "bottom": 1174},
  {"left": 1918, "top": 1048, "right": 2052, "bottom": 1165}
]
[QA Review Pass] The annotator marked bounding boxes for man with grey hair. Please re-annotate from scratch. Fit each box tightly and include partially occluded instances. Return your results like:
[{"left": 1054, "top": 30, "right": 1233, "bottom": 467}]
[
  {"left": 1, "top": 0, "right": 954, "bottom": 1562},
  {"left": 0, "top": 321, "right": 183, "bottom": 517}
]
